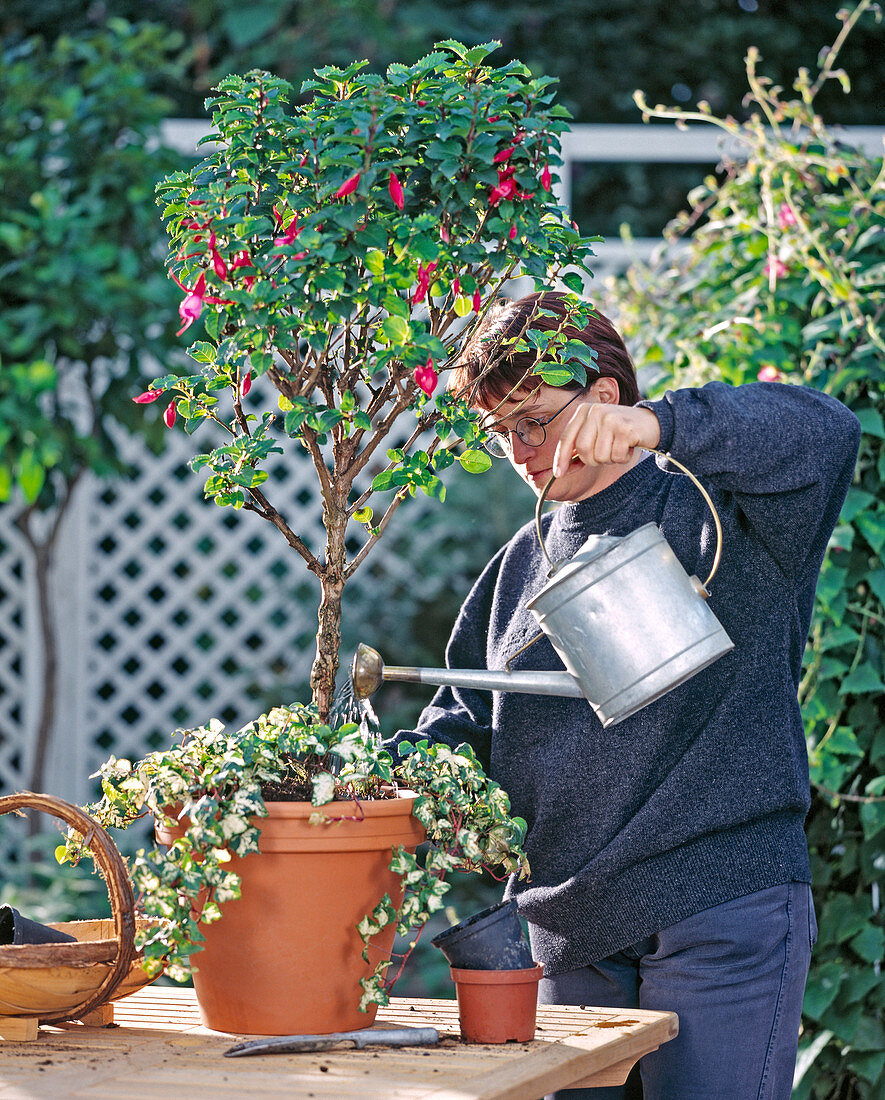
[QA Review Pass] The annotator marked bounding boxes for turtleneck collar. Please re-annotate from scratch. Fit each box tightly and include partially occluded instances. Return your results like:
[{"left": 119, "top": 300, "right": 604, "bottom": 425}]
[{"left": 554, "top": 454, "right": 660, "bottom": 531}]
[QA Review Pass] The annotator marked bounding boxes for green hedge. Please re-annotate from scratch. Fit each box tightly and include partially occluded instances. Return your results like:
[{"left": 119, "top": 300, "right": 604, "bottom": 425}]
[{"left": 608, "top": 5, "right": 884, "bottom": 1095}]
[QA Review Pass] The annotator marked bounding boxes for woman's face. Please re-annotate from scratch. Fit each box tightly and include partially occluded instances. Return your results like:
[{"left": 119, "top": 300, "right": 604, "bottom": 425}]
[{"left": 479, "top": 379, "right": 625, "bottom": 502}]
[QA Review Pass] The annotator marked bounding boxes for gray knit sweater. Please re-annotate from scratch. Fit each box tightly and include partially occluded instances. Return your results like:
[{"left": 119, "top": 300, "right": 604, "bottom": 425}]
[{"left": 395, "top": 381, "right": 860, "bottom": 974}]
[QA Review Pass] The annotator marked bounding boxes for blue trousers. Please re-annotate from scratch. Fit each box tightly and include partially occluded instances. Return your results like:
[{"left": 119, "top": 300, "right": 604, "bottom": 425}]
[{"left": 538, "top": 882, "right": 816, "bottom": 1100}]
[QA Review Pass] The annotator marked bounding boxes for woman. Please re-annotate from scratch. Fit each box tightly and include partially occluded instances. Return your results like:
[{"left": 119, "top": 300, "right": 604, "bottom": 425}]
[{"left": 395, "top": 290, "right": 860, "bottom": 1099}]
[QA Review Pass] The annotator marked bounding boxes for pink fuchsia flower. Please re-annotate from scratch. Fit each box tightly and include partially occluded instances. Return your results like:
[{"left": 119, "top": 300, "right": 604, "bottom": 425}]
[
  {"left": 177, "top": 272, "right": 207, "bottom": 335},
  {"left": 164, "top": 400, "right": 177, "bottom": 428},
  {"left": 414, "top": 357, "right": 438, "bottom": 395},
  {"left": 489, "top": 176, "right": 518, "bottom": 206},
  {"left": 412, "top": 261, "right": 438, "bottom": 305},
  {"left": 757, "top": 365, "right": 783, "bottom": 382},
  {"left": 133, "top": 388, "right": 163, "bottom": 404},
  {"left": 335, "top": 172, "right": 361, "bottom": 199},
  {"left": 274, "top": 215, "right": 302, "bottom": 249},
  {"left": 764, "top": 257, "right": 789, "bottom": 281},
  {"left": 541, "top": 165, "right": 552, "bottom": 192},
  {"left": 388, "top": 171, "right": 405, "bottom": 210},
  {"left": 777, "top": 203, "right": 797, "bottom": 229},
  {"left": 241, "top": 371, "right": 252, "bottom": 396},
  {"left": 230, "top": 251, "right": 256, "bottom": 289}
]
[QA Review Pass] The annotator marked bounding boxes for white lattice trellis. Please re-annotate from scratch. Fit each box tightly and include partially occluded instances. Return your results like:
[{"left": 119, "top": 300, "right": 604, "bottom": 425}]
[{"left": 0, "top": 406, "right": 521, "bottom": 826}]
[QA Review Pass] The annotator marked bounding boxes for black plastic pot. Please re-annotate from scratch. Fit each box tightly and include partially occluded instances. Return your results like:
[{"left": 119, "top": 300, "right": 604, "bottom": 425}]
[
  {"left": 0, "top": 904, "right": 77, "bottom": 946},
  {"left": 431, "top": 899, "right": 533, "bottom": 970}
]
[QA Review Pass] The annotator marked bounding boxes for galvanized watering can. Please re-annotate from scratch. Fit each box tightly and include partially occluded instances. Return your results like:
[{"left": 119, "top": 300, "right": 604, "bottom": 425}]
[{"left": 353, "top": 453, "right": 734, "bottom": 727}]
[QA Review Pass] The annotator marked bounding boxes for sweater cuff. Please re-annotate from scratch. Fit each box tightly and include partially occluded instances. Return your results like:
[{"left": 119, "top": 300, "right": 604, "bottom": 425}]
[{"left": 636, "top": 396, "right": 675, "bottom": 452}]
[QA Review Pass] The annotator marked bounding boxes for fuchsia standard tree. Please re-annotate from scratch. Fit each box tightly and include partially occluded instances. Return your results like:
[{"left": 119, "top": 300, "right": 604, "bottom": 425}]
[{"left": 140, "top": 40, "right": 600, "bottom": 721}]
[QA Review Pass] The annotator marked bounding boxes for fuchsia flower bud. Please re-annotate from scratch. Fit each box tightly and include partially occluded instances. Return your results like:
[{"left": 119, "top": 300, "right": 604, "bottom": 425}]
[
  {"left": 493, "top": 147, "right": 515, "bottom": 164},
  {"left": 335, "top": 172, "right": 361, "bottom": 199},
  {"left": 241, "top": 371, "right": 252, "bottom": 396},
  {"left": 509, "top": 223, "right": 518, "bottom": 240},
  {"left": 541, "top": 165, "right": 552, "bottom": 192},
  {"left": 488, "top": 115, "right": 501, "bottom": 123},
  {"left": 440, "top": 223, "right": 450, "bottom": 244},
  {"left": 164, "top": 401, "right": 177, "bottom": 428},
  {"left": 133, "top": 389, "right": 163, "bottom": 404},
  {"left": 414, "top": 357, "right": 438, "bottom": 396},
  {"left": 452, "top": 277, "right": 460, "bottom": 296},
  {"left": 472, "top": 289, "right": 482, "bottom": 313},
  {"left": 388, "top": 171, "right": 405, "bottom": 210},
  {"left": 211, "top": 250, "right": 228, "bottom": 279}
]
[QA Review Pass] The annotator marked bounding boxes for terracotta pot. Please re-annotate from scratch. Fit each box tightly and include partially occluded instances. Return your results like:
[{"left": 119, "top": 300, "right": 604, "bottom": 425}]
[
  {"left": 155, "top": 793, "right": 424, "bottom": 1035},
  {"left": 451, "top": 963, "right": 544, "bottom": 1044}
]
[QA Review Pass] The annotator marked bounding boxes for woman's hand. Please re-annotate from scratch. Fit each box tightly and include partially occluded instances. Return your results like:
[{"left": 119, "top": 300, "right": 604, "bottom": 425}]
[{"left": 552, "top": 403, "right": 661, "bottom": 477}]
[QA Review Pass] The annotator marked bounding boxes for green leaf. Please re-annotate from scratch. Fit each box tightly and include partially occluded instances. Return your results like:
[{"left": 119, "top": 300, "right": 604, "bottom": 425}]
[
  {"left": 371, "top": 470, "right": 398, "bottom": 492},
  {"left": 854, "top": 407, "right": 885, "bottom": 439},
  {"left": 535, "top": 367, "right": 578, "bottom": 386},
  {"left": 839, "top": 663, "right": 885, "bottom": 695},
  {"left": 382, "top": 315, "right": 410, "bottom": 344},
  {"left": 803, "top": 961, "right": 844, "bottom": 1020},
  {"left": 849, "top": 924, "right": 884, "bottom": 964},
  {"left": 458, "top": 449, "right": 492, "bottom": 474},
  {"left": 856, "top": 510, "right": 885, "bottom": 555},
  {"left": 841, "top": 488, "right": 877, "bottom": 523}
]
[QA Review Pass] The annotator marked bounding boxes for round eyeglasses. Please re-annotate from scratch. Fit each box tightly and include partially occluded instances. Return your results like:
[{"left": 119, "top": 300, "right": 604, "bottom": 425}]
[{"left": 481, "top": 391, "right": 584, "bottom": 458}]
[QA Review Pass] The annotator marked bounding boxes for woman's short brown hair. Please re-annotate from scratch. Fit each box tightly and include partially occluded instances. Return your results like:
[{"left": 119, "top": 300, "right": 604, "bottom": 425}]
[{"left": 450, "top": 290, "right": 640, "bottom": 408}]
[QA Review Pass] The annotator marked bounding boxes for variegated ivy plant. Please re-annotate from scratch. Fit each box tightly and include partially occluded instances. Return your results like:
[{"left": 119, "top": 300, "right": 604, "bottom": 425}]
[{"left": 62, "top": 705, "right": 530, "bottom": 1009}]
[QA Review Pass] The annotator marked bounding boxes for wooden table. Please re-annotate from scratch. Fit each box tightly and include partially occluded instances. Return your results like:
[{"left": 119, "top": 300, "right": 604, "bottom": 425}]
[{"left": 0, "top": 986, "right": 677, "bottom": 1098}]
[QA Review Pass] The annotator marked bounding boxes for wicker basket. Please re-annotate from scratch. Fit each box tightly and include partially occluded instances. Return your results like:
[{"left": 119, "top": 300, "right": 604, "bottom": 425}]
[{"left": 0, "top": 792, "right": 157, "bottom": 1024}]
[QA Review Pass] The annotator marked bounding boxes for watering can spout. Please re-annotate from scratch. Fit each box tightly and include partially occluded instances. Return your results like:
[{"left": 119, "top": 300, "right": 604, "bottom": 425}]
[{"left": 351, "top": 643, "right": 584, "bottom": 702}]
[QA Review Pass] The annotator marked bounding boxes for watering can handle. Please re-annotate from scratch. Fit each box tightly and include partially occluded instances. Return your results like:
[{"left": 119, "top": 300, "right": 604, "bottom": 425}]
[{"left": 534, "top": 450, "right": 725, "bottom": 593}]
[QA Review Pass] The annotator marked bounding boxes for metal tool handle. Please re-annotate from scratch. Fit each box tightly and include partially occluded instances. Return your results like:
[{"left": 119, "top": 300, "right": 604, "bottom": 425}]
[
  {"left": 534, "top": 450, "right": 724, "bottom": 592},
  {"left": 225, "top": 1025, "right": 440, "bottom": 1057}
]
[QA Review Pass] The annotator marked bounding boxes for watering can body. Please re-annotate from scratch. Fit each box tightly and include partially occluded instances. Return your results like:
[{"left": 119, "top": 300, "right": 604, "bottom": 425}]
[{"left": 526, "top": 522, "right": 734, "bottom": 727}]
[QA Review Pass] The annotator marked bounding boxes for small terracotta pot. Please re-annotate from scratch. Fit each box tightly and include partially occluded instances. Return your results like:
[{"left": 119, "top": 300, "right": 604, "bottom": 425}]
[{"left": 451, "top": 963, "right": 544, "bottom": 1044}]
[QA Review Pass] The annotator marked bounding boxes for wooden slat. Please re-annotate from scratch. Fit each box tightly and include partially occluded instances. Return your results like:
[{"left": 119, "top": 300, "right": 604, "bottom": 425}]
[{"left": 0, "top": 985, "right": 677, "bottom": 1099}]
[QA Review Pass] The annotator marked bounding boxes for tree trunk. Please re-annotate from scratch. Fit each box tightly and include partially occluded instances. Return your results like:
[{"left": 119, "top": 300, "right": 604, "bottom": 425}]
[{"left": 310, "top": 495, "right": 348, "bottom": 721}]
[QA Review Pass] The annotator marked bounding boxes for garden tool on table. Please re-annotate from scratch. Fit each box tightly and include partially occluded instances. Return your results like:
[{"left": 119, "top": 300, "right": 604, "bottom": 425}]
[
  {"left": 224, "top": 1026, "right": 440, "bottom": 1057},
  {"left": 353, "top": 454, "right": 735, "bottom": 728}
]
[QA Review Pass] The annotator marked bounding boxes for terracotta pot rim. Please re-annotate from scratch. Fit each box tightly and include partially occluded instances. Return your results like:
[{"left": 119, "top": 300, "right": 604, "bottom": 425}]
[
  {"left": 451, "top": 963, "right": 543, "bottom": 984},
  {"left": 255, "top": 788, "right": 419, "bottom": 819}
]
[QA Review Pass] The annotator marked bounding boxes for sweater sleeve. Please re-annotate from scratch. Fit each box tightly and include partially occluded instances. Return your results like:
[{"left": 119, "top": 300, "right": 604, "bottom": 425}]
[
  {"left": 636, "top": 381, "right": 861, "bottom": 582},
  {"left": 384, "top": 546, "right": 504, "bottom": 771}
]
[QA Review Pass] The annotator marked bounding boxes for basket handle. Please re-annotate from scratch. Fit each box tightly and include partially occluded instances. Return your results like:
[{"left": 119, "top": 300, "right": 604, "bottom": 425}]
[{"left": 0, "top": 792, "right": 136, "bottom": 1023}]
